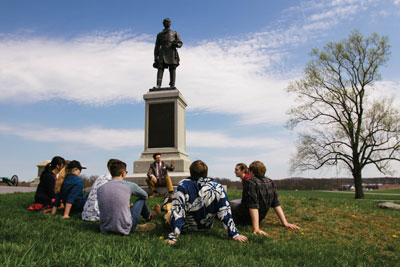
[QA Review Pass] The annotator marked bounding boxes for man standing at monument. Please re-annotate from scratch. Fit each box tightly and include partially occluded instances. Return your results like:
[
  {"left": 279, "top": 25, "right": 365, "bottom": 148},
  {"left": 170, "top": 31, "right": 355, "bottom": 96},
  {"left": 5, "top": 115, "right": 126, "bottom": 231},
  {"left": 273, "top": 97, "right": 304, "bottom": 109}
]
[
  {"left": 153, "top": 18, "right": 182, "bottom": 88},
  {"left": 146, "top": 153, "right": 175, "bottom": 199}
]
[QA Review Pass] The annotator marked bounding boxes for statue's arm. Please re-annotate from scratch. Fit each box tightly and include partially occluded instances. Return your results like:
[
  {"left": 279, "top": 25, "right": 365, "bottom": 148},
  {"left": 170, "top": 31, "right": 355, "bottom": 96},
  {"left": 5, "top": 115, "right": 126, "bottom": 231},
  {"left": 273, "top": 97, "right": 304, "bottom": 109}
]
[
  {"left": 175, "top": 32, "right": 182, "bottom": 48},
  {"left": 154, "top": 35, "right": 160, "bottom": 61}
]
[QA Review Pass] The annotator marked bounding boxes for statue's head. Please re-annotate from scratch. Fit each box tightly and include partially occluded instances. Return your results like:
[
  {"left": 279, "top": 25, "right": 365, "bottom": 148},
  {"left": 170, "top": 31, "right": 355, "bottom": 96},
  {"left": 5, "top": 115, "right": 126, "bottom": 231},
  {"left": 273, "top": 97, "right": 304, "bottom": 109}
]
[{"left": 163, "top": 18, "right": 171, "bottom": 28}]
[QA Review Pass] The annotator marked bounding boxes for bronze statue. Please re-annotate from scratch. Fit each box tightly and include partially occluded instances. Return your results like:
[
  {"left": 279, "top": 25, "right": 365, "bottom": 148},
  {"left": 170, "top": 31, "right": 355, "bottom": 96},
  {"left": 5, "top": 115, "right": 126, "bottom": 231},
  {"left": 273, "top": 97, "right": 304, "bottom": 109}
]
[{"left": 153, "top": 18, "right": 182, "bottom": 88}]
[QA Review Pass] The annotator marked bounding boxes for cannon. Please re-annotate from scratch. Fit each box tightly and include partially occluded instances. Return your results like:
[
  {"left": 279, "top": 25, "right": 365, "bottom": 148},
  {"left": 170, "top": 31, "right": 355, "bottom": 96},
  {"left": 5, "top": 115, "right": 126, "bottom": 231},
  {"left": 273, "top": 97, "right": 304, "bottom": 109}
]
[{"left": 0, "top": 175, "right": 19, "bottom": 186}]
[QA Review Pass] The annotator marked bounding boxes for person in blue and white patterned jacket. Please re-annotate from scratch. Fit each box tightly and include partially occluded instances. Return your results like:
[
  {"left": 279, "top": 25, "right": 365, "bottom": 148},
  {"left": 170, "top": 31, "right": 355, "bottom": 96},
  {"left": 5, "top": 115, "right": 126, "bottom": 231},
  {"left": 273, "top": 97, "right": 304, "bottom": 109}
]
[{"left": 166, "top": 160, "right": 248, "bottom": 245}]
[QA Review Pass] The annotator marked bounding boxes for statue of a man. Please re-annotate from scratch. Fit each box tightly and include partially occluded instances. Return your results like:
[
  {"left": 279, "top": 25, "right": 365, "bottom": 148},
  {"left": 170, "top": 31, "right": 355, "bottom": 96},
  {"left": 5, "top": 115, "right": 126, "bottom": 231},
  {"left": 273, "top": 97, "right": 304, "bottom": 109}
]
[{"left": 153, "top": 18, "right": 182, "bottom": 88}]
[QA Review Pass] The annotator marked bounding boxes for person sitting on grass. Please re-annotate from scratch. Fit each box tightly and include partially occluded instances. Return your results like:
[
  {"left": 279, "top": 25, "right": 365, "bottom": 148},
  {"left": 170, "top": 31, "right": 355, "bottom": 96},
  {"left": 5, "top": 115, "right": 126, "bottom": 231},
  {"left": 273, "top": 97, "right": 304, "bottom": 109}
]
[
  {"left": 51, "top": 160, "right": 87, "bottom": 219},
  {"left": 166, "top": 160, "right": 248, "bottom": 245},
  {"left": 230, "top": 161, "right": 299, "bottom": 236},
  {"left": 81, "top": 159, "right": 120, "bottom": 222},
  {"left": 97, "top": 160, "right": 160, "bottom": 235},
  {"left": 146, "top": 153, "right": 175, "bottom": 199},
  {"left": 28, "top": 156, "right": 65, "bottom": 211},
  {"left": 235, "top": 163, "right": 250, "bottom": 188}
]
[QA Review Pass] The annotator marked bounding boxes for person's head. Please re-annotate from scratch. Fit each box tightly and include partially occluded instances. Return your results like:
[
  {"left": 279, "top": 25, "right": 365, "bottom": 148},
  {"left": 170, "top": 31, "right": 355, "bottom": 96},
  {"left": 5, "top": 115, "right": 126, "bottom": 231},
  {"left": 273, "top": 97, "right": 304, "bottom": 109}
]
[
  {"left": 43, "top": 156, "right": 65, "bottom": 174},
  {"left": 107, "top": 159, "right": 121, "bottom": 171},
  {"left": 109, "top": 161, "right": 127, "bottom": 178},
  {"left": 66, "top": 160, "right": 86, "bottom": 176},
  {"left": 163, "top": 18, "right": 171, "bottom": 28},
  {"left": 234, "top": 163, "right": 248, "bottom": 179},
  {"left": 190, "top": 160, "right": 208, "bottom": 178},
  {"left": 153, "top": 153, "right": 162, "bottom": 163},
  {"left": 248, "top": 161, "right": 266, "bottom": 178}
]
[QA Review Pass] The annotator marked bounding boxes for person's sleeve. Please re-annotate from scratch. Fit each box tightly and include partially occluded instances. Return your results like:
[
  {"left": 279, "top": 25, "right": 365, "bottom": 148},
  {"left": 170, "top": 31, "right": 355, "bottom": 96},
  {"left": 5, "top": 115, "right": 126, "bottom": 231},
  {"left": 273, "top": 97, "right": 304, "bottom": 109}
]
[
  {"left": 216, "top": 184, "right": 239, "bottom": 239},
  {"left": 66, "top": 179, "right": 84, "bottom": 204},
  {"left": 243, "top": 180, "right": 259, "bottom": 209},
  {"left": 126, "top": 181, "right": 148, "bottom": 200},
  {"left": 168, "top": 184, "right": 186, "bottom": 241},
  {"left": 271, "top": 182, "right": 281, "bottom": 208},
  {"left": 147, "top": 165, "right": 154, "bottom": 178},
  {"left": 165, "top": 162, "right": 175, "bottom": 171}
]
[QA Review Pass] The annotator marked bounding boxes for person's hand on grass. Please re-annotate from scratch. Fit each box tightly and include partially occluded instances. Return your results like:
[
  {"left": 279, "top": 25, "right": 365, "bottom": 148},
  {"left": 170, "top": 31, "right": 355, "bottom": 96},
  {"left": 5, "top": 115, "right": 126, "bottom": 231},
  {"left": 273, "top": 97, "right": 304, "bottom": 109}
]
[
  {"left": 253, "top": 229, "right": 268, "bottom": 236},
  {"left": 165, "top": 239, "right": 176, "bottom": 245},
  {"left": 233, "top": 234, "right": 248, "bottom": 243},
  {"left": 284, "top": 223, "right": 299, "bottom": 229}
]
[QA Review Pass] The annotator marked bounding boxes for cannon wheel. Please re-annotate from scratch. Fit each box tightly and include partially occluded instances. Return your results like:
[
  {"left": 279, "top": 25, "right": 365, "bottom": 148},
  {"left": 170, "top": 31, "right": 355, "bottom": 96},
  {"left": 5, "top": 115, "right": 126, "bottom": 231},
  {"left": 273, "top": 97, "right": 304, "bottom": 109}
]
[{"left": 11, "top": 175, "right": 18, "bottom": 186}]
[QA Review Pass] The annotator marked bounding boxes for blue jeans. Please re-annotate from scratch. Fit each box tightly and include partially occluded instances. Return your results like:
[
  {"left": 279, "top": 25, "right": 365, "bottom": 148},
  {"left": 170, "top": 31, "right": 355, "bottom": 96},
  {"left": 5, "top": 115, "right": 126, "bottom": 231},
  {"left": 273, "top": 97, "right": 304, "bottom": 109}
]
[{"left": 130, "top": 199, "right": 151, "bottom": 233}]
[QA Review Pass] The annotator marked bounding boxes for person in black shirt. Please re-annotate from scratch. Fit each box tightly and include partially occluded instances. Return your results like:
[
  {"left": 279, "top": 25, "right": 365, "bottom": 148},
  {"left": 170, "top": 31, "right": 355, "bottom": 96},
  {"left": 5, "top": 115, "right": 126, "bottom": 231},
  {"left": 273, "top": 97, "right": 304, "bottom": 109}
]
[{"left": 28, "top": 156, "right": 65, "bottom": 211}]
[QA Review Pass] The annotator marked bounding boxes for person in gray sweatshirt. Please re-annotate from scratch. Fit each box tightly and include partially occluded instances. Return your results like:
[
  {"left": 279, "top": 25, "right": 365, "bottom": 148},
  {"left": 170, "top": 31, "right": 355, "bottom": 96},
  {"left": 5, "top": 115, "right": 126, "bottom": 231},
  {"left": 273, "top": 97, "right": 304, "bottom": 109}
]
[{"left": 98, "top": 160, "right": 160, "bottom": 235}]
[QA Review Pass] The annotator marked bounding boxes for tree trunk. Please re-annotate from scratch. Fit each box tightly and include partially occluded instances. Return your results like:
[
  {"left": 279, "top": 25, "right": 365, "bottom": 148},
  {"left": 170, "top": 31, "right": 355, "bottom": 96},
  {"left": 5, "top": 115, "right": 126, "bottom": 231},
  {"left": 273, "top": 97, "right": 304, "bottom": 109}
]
[{"left": 353, "top": 168, "right": 364, "bottom": 199}]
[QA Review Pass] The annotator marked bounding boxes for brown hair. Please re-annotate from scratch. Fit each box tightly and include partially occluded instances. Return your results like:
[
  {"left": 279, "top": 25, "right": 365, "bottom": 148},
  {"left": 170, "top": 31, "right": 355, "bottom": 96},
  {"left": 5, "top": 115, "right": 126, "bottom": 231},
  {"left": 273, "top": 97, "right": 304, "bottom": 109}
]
[
  {"left": 190, "top": 160, "right": 208, "bottom": 178},
  {"left": 107, "top": 159, "right": 121, "bottom": 170},
  {"left": 236, "top": 163, "right": 248, "bottom": 174},
  {"left": 248, "top": 161, "right": 266, "bottom": 178},
  {"left": 110, "top": 161, "right": 127, "bottom": 177}
]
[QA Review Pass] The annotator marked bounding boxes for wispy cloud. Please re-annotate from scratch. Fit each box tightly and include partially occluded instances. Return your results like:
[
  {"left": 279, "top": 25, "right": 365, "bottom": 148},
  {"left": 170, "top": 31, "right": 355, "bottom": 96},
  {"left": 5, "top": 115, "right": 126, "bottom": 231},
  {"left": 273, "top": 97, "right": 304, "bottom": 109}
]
[
  {"left": 0, "top": 123, "right": 288, "bottom": 151},
  {"left": 0, "top": 0, "right": 398, "bottom": 126}
]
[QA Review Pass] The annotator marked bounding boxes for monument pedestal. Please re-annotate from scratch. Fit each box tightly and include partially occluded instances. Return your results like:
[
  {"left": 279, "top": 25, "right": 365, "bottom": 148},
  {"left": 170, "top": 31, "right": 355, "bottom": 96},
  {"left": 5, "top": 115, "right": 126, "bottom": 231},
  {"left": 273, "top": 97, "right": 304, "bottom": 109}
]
[{"left": 126, "top": 88, "right": 191, "bottom": 185}]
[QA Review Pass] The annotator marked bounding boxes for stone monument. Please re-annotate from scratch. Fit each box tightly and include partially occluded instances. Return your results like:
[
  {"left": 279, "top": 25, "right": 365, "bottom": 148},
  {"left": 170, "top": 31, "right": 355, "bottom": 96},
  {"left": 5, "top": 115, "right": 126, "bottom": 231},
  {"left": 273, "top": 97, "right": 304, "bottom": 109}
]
[
  {"left": 128, "top": 88, "right": 191, "bottom": 186},
  {"left": 126, "top": 18, "right": 190, "bottom": 189}
]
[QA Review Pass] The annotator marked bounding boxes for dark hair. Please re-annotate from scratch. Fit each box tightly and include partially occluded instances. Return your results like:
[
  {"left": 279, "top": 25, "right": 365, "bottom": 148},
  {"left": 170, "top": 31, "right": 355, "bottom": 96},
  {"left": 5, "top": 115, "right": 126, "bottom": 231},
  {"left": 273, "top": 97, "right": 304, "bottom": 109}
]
[
  {"left": 43, "top": 156, "right": 65, "bottom": 173},
  {"left": 190, "top": 160, "right": 208, "bottom": 178},
  {"left": 110, "top": 161, "right": 127, "bottom": 177},
  {"left": 107, "top": 159, "right": 121, "bottom": 170},
  {"left": 236, "top": 163, "right": 248, "bottom": 174},
  {"left": 153, "top": 153, "right": 161, "bottom": 160},
  {"left": 248, "top": 161, "right": 266, "bottom": 178}
]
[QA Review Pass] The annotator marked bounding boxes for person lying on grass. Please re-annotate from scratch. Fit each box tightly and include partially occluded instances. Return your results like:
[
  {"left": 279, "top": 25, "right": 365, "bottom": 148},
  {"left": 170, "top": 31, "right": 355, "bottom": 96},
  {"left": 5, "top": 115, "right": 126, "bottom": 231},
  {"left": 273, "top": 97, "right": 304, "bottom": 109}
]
[
  {"left": 97, "top": 160, "right": 160, "bottom": 235},
  {"left": 51, "top": 160, "right": 87, "bottom": 219},
  {"left": 166, "top": 160, "right": 248, "bottom": 245},
  {"left": 82, "top": 158, "right": 121, "bottom": 222},
  {"left": 231, "top": 161, "right": 299, "bottom": 235}
]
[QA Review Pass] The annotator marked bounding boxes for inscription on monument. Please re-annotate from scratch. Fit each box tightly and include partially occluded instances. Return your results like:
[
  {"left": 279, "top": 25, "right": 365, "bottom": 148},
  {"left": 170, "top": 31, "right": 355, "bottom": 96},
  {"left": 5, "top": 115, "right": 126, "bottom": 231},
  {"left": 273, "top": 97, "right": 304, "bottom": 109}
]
[{"left": 148, "top": 102, "right": 175, "bottom": 148}]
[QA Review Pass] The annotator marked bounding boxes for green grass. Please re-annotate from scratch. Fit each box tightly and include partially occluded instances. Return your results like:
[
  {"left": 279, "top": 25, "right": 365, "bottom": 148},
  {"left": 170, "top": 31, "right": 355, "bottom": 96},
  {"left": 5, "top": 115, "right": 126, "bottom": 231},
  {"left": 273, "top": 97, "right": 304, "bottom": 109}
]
[
  {"left": 1, "top": 191, "right": 399, "bottom": 266},
  {"left": 372, "top": 188, "right": 400, "bottom": 194}
]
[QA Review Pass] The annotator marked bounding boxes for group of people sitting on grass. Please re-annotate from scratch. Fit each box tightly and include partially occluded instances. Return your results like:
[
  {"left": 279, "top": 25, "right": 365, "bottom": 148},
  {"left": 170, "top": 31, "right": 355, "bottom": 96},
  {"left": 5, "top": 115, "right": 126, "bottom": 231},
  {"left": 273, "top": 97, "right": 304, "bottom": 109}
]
[{"left": 28, "top": 154, "right": 299, "bottom": 244}]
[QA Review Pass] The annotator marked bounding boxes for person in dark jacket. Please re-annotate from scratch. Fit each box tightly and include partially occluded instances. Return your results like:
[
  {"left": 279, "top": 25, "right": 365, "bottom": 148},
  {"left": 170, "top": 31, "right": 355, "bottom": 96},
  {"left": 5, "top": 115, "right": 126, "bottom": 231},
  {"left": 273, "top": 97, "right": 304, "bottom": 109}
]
[
  {"left": 28, "top": 156, "right": 65, "bottom": 211},
  {"left": 51, "top": 160, "right": 87, "bottom": 219}
]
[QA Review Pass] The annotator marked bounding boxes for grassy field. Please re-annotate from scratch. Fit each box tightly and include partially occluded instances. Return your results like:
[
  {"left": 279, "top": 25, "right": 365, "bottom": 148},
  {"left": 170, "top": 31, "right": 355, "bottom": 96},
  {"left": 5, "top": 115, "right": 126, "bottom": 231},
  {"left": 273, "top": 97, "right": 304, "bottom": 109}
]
[{"left": 0, "top": 190, "right": 399, "bottom": 266}]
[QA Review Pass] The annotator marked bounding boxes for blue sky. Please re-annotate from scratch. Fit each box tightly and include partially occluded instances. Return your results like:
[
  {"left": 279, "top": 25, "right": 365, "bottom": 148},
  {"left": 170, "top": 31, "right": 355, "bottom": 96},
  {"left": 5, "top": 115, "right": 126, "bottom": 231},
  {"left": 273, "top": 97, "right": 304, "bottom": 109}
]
[{"left": 1, "top": 0, "right": 400, "bottom": 181}]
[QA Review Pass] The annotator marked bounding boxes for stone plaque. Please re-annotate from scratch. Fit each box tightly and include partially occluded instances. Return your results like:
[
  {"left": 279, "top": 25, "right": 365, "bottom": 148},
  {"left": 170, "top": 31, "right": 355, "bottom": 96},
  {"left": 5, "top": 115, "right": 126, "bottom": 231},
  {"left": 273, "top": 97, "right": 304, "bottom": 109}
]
[{"left": 148, "top": 102, "right": 175, "bottom": 148}]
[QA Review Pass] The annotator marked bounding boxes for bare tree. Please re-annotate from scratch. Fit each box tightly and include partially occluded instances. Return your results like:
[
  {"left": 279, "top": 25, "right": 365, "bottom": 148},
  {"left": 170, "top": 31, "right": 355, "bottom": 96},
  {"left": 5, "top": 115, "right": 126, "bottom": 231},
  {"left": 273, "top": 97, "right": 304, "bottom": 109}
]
[{"left": 287, "top": 30, "right": 400, "bottom": 199}]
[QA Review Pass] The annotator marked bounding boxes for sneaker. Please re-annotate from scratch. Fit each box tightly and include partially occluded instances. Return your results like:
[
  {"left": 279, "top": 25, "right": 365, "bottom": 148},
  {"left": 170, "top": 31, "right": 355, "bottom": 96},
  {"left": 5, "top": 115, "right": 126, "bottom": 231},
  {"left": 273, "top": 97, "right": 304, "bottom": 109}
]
[
  {"left": 149, "top": 192, "right": 159, "bottom": 199},
  {"left": 150, "top": 204, "right": 161, "bottom": 220},
  {"left": 135, "top": 223, "right": 156, "bottom": 232}
]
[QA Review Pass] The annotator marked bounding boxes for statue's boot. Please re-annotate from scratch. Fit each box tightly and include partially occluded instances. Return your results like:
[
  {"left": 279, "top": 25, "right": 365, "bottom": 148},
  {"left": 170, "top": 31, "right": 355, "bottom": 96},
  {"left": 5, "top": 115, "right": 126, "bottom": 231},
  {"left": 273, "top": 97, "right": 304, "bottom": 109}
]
[{"left": 156, "top": 68, "right": 164, "bottom": 88}]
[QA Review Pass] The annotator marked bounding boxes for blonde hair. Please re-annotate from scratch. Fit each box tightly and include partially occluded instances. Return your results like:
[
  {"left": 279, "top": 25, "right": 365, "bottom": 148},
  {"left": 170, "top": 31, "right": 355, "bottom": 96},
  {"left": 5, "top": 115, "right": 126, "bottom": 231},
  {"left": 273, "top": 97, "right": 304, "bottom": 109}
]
[{"left": 55, "top": 160, "right": 70, "bottom": 193}]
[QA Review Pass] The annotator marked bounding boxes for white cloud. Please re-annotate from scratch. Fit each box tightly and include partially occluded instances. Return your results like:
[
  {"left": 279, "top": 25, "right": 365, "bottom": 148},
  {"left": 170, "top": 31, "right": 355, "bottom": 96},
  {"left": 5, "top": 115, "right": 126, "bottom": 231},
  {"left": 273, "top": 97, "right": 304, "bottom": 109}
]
[
  {"left": 0, "top": 123, "right": 289, "bottom": 151},
  {"left": 0, "top": 0, "right": 397, "bottom": 126},
  {"left": 0, "top": 123, "right": 144, "bottom": 150}
]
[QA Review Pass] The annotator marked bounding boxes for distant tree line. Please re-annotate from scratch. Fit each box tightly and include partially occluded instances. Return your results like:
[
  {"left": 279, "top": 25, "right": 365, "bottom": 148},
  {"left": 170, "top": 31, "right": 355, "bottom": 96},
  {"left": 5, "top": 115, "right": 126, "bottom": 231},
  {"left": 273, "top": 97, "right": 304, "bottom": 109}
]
[{"left": 213, "top": 177, "right": 400, "bottom": 191}]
